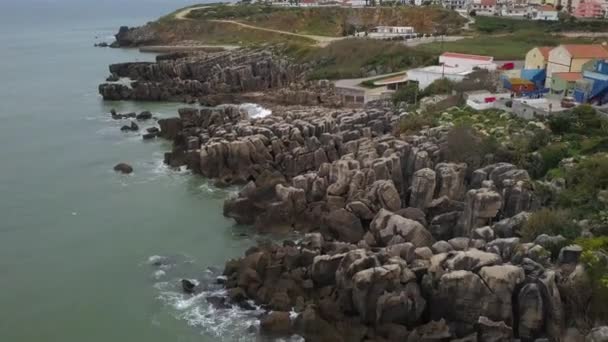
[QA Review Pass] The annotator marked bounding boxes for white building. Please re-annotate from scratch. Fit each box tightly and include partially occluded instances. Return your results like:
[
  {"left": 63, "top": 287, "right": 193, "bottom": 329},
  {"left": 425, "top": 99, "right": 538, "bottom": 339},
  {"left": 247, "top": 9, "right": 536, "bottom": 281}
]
[
  {"left": 528, "top": 5, "right": 559, "bottom": 20},
  {"left": 443, "top": 0, "right": 472, "bottom": 9},
  {"left": 470, "top": 0, "right": 498, "bottom": 15},
  {"left": 407, "top": 65, "right": 474, "bottom": 89},
  {"left": 363, "top": 26, "right": 417, "bottom": 39},
  {"left": 439, "top": 52, "right": 497, "bottom": 70}
]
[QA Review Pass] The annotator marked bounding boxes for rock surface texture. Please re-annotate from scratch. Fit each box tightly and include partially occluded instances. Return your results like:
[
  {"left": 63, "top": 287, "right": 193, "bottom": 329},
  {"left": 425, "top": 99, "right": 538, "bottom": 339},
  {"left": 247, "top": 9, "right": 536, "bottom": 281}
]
[
  {"left": 99, "top": 48, "right": 340, "bottom": 107},
  {"left": 152, "top": 101, "right": 603, "bottom": 341}
]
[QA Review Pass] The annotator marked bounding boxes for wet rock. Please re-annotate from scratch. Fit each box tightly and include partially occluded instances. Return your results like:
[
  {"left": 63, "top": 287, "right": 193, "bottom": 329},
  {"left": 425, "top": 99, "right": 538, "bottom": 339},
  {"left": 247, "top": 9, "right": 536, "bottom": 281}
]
[
  {"left": 136, "top": 111, "right": 153, "bottom": 120},
  {"left": 113, "top": 162, "right": 133, "bottom": 174},
  {"left": 181, "top": 279, "right": 197, "bottom": 294},
  {"left": 260, "top": 311, "right": 292, "bottom": 336},
  {"left": 120, "top": 121, "right": 139, "bottom": 131}
]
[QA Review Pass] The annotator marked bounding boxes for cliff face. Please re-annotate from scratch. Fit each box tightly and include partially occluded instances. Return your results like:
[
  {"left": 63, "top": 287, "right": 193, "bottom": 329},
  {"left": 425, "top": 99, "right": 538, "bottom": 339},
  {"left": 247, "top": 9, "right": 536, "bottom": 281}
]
[{"left": 98, "top": 49, "right": 310, "bottom": 103}]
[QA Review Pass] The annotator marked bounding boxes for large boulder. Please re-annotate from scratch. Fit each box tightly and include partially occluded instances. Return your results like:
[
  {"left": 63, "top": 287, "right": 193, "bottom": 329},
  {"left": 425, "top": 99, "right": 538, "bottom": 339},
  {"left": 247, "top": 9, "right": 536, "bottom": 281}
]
[
  {"left": 477, "top": 316, "right": 513, "bottom": 342},
  {"left": 460, "top": 188, "right": 502, "bottom": 236},
  {"left": 435, "top": 163, "right": 466, "bottom": 200},
  {"left": 352, "top": 264, "right": 402, "bottom": 323},
  {"left": 312, "top": 253, "right": 345, "bottom": 286},
  {"left": 325, "top": 209, "right": 364, "bottom": 243},
  {"left": 370, "top": 209, "right": 435, "bottom": 248},
  {"left": 409, "top": 168, "right": 436, "bottom": 210},
  {"left": 586, "top": 326, "right": 608, "bottom": 342},
  {"left": 113, "top": 162, "right": 133, "bottom": 174},
  {"left": 517, "top": 283, "right": 544, "bottom": 339}
]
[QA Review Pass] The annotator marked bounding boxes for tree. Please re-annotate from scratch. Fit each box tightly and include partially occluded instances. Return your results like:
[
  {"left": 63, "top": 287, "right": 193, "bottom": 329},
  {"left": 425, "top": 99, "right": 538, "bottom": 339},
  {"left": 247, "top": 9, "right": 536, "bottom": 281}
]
[
  {"left": 469, "top": 10, "right": 477, "bottom": 16},
  {"left": 392, "top": 82, "right": 420, "bottom": 104}
]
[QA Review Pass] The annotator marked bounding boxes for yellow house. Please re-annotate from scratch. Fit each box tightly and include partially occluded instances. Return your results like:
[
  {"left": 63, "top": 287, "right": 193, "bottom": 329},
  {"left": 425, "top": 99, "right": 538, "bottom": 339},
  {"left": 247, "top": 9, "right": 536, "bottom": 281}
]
[
  {"left": 545, "top": 44, "right": 608, "bottom": 87},
  {"left": 524, "top": 46, "right": 553, "bottom": 70}
]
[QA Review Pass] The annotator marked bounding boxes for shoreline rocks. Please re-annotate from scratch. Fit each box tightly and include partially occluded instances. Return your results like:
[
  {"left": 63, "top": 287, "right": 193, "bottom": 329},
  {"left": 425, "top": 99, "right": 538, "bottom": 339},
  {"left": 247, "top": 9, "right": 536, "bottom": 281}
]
[
  {"left": 147, "top": 100, "right": 604, "bottom": 340},
  {"left": 113, "top": 163, "right": 133, "bottom": 174}
]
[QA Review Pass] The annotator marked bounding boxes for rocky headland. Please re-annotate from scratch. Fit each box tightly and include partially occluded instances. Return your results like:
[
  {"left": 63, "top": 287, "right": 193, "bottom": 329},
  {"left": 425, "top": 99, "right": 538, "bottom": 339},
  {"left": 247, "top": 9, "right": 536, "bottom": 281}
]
[
  {"left": 148, "top": 100, "right": 607, "bottom": 341},
  {"left": 98, "top": 49, "right": 341, "bottom": 107}
]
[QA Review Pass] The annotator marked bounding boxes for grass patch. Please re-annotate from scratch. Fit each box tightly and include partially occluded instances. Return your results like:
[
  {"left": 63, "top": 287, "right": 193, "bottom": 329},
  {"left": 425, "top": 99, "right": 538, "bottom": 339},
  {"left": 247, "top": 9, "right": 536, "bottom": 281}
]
[
  {"left": 416, "top": 31, "right": 597, "bottom": 60},
  {"left": 185, "top": 4, "right": 466, "bottom": 37},
  {"left": 293, "top": 38, "right": 436, "bottom": 80},
  {"left": 473, "top": 15, "right": 608, "bottom": 34}
]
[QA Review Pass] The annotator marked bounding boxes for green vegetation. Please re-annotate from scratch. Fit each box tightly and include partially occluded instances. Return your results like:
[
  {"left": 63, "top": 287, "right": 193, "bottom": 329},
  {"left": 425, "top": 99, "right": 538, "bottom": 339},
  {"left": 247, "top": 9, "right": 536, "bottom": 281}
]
[
  {"left": 397, "top": 111, "right": 439, "bottom": 135},
  {"left": 473, "top": 15, "right": 608, "bottom": 34},
  {"left": 186, "top": 4, "right": 466, "bottom": 37},
  {"left": 576, "top": 236, "right": 608, "bottom": 320},
  {"left": 521, "top": 208, "right": 580, "bottom": 242},
  {"left": 290, "top": 39, "right": 436, "bottom": 79},
  {"left": 417, "top": 30, "right": 598, "bottom": 60}
]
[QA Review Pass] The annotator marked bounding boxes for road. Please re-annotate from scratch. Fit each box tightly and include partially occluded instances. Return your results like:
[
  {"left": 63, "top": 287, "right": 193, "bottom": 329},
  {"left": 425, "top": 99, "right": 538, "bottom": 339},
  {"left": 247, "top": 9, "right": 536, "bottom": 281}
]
[{"left": 173, "top": 6, "right": 344, "bottom": 47}]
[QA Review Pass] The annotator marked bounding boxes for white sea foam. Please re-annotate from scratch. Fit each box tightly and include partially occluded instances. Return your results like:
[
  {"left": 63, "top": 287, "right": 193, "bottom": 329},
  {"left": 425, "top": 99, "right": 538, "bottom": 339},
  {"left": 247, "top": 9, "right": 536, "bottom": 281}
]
[
  {"left": 238, "top": 103, "right": 272, "bottom": 119},
  {"left": 153, "top": 270, "right": 166, "bottom": 279}
]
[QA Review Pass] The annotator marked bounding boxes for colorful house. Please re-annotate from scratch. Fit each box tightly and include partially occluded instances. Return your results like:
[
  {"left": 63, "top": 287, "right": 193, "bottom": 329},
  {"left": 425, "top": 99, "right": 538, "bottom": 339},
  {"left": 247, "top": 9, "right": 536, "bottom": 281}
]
[
  {"left": 574, "top": 60, "right": 608, "bottom": 104},
  {"left": 504, "top": 78, "right": 536, "bottom": 95},
  {"left": 550, "top": 72, "right": 583, "bottom": 96},
  {"left": 574, "top": 0, "right": 605, "bottom": 18},
  {"left": 545, "top": 44, "right": 608, "bottom": 87},
  {"left": 524, "top": 46, "right": 553, "bottom": 70}
]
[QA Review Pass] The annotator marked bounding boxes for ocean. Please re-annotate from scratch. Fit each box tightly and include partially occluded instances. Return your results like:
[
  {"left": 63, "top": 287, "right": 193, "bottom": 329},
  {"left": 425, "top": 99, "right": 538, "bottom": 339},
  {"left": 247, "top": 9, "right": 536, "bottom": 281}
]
[{"left": 0, "top": 1, "right": 268, "bottom": 341}]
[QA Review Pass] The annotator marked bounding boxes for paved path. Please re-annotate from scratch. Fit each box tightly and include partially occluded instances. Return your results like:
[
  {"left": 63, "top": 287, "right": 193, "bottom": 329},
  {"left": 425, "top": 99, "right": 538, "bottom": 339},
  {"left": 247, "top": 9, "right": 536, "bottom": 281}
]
[{"left": 173, "top": 6, "right": 344, "bottom": 47}]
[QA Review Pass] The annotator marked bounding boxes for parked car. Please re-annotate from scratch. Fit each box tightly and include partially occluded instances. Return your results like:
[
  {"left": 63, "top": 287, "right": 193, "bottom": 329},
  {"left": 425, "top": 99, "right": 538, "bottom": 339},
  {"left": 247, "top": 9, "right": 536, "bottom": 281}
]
[{"left": 561, "top": 96, "right": 576, "bottom": 108}]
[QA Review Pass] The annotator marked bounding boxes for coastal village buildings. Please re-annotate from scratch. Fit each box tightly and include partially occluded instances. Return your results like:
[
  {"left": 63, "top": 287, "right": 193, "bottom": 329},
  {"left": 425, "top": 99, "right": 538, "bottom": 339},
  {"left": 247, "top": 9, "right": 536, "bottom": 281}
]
[
  {"left": 573, "top": 0, "right": 605, "bottom": 18},
  {"left": 545, "top": 44, "right": 608, "bottom": 87},
  {"left": 524, "top": 46, "right": 552, "bottom": 70},
  {"left": 470, "top": 0, "right": 498, "bottom": 15},
  {"left": 528, "top": 4, "right": 560, "bottom": 20}
]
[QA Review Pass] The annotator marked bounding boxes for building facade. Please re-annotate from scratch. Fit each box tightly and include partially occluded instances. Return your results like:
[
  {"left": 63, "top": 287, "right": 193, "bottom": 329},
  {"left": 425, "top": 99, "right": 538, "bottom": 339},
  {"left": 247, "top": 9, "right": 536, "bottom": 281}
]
[
  {"left": 524, "top": 46, "right": 552, "bottom": 70},
  {"left": 546, "top": 44, "right": 608, "bottom": 87},
  {"left": 574, "top": 0, "right": 605, "bottom": 18}
]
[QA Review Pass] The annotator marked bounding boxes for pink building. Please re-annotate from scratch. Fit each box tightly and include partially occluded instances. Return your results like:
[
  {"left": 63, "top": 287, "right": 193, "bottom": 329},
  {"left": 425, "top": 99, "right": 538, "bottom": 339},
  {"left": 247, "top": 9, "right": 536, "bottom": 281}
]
[{"left": 574, "top": 0, "right": 605, "bottom": 18}]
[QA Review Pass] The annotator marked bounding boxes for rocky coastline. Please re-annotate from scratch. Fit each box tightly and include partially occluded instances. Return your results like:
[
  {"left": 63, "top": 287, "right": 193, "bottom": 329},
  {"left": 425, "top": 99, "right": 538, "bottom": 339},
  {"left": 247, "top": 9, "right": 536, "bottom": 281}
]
[
  {"left": 98, "top": 48, "right": 341, "bottom": 107},
  {"left": 146, "top": 100, "right": 607, "bottom": 341}
]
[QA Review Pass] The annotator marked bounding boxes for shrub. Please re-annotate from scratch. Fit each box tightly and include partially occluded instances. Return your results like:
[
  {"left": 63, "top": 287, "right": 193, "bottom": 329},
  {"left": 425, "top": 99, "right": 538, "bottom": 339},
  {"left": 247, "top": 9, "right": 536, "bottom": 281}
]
[
  {"left": 424, "top": 78, "right": 455, "bottom": 96},
  {"left": 558, "top": 154, "right": 608, "bottom": 215},
  {"left": 398, "top": 112, "right": 438, "bottom": 134},
  {"left": 393, "top": 83, "right": 421, "bottom": 105},
  {"left": 548, "top": 112, "right": 574, "bottom": 134},
  {"left": 539, "top": 143, "right": 570, "bottom": 175},
  {"left": 576, "top": 237, "right": 608, "bottom": 321},
  {"left": 521, "top": 208, "right": 580, "bottom": 242}
]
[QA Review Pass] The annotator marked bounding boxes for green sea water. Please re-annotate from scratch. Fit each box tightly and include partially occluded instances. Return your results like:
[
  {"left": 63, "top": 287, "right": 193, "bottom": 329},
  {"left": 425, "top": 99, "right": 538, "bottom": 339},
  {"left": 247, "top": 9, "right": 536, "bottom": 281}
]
[{"left": 0, "top": 1, "right": 267, "bottom": 341}]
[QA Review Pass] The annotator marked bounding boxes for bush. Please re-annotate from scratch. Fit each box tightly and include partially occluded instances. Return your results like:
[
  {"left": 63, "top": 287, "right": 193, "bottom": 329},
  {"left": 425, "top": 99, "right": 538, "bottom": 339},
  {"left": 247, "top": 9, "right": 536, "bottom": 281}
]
[
  {"left": 424, "top": 78, "right": 455, "bottom": 96},
  {"left": 576, "top": 237, "right": 608, "bottom": 321},
  {"left": 392, "top": 82, "right": 421, "bottom": 105},
  {"left": 558, "top": 154, "right": 608, "bottom": 215},
  {"left": 539, "top": 143, "right": 570, "bottom": 175},
  {"left": 521, "top": 208, "right": 580, "bottom": 242},
  {"left": 398, "top": 112, "right": 438, "bottom": 134},
  {"left": 548, "top": 112, "right": 575, "bottom": 134}
]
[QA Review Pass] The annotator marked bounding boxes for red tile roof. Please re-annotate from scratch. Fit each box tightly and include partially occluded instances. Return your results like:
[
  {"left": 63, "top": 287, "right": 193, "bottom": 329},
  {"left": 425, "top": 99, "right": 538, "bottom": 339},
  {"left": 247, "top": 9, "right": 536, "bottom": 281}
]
[
  {"left": 553, "top": 72, "right": 583, "bottom": 82},
  {"left": 562, "top": 44, "right": 608, "bottom": 59},
  {"left": 480, "top": 0, "right": 497, "bottom": 6},
  {"left": 539, "top": 5, "right": 556, "bottom": 11},
  {"left": 441, "top": 52, "right": 493, "bottom": 62},
  {"left": 538, "top": 46, "right": 553, "bottom": 59}
]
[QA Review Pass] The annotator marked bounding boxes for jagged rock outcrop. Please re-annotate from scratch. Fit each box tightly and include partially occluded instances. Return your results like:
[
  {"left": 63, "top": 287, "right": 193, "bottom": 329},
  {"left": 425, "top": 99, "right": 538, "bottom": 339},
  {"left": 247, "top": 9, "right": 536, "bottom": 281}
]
[
  {"left": 149, "top": 101, "right": 598, "bottom": 341},
  {"left": 99, "top": 48, "right": 341, "bottom": 106}
]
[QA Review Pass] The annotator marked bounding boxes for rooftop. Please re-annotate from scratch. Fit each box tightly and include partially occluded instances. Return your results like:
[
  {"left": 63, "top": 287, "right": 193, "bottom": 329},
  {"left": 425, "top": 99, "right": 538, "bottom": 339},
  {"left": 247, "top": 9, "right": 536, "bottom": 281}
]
[
  {"left": 373, "top": 73, "right": 408, "bottom": 86},
  {"left": 480, "top": 0, "right": 497, "bottom": 6},
  {"left": 538, "top": 46, "right": 553, "bottom": 60},
  {"left": 441, "top": 52, "right": 494, "bottom": 62},
  {"left": 562, "top": 44, "right": 608, "bottom": 59},
  {"left": 553, "top": 72, "right": 583, "bottom": 82},
  {"left": 417, "top": 65, "right": 473, "bottom": 75}
]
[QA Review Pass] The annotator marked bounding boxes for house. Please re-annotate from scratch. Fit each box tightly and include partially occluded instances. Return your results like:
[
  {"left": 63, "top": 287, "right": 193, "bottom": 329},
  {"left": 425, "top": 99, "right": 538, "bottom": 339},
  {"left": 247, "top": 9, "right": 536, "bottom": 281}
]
[
  {"left": 574, "top": 0, "right": 605, "bottom": 18},
  {"left": 470, "top": 0, "right": 498, "bottom": 15},
  {"left": 407, "top": 65, "right": 474, "bottom": 89},
  {"left": 524, "top": 46, "right": 552, "bottom": 70},
  {"left": 500, "top": 4, "right": 528, "bottom": 17},
  {"left": 504, "top": 78, "right": 536, "bottom": 95},
  {"left": 341, "top": 0, "right": 367, "bottom": 6},
  {"left": 550, "top": 72, "right": 583, "bottom": 96},
  {"left": 528, "top": 5, "right": 559, "bottom": 21},
  {"left": 574, "top": 60, "right": 608, "bottom": 104},
  {"left": 546, "top": 44, "right": 608, "bottom": 87},
  {"left": 443, "top": 0, "right": 471, "bottom": 10},
  {"left": 439, "top": 52, "right": 497, "bottom": 70},
  {"left": 365, "top": 26, "right": 417, "bottom": 39}
]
